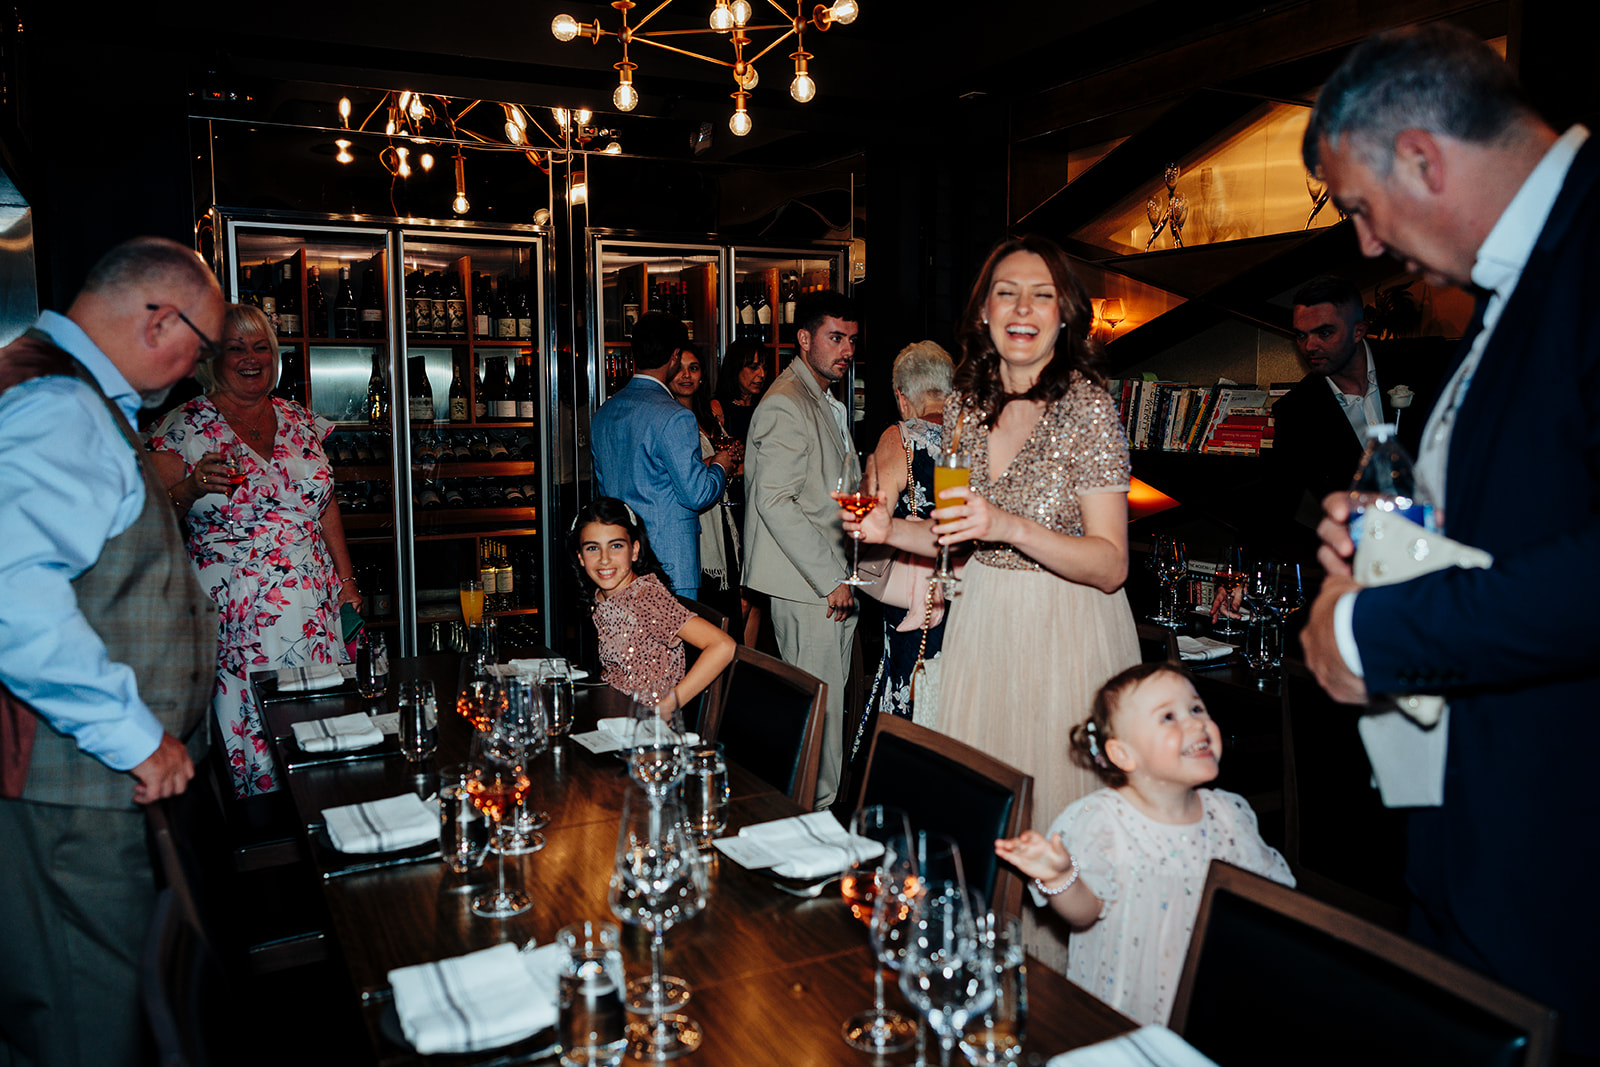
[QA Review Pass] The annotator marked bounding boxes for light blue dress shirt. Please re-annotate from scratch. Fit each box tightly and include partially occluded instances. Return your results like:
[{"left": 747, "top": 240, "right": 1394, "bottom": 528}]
[
  {"left": 590, "top": 374, "right": 726, "bottom": 596},
  {"left": 0, "top": 311, "right": 165, "bottom": 771}
]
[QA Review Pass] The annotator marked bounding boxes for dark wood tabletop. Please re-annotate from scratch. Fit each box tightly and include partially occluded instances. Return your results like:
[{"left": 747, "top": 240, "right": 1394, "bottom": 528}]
[{"left": 255, "top": 653, "right": 1135, "bottom": 1066}]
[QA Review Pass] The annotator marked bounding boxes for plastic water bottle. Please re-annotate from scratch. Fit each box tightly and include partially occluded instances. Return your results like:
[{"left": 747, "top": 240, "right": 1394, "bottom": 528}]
[{"left": 1347, "top": 423, "right": 1438, "bottom": 549}]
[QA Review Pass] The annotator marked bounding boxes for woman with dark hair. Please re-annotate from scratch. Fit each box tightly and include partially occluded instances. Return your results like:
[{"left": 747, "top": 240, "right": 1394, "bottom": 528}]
[
  {"left": 842, "top": 234, "right": 1139, "bottom": 973},
  {"left": 668, "top": 347, "right": 741, "bottom": 616}
]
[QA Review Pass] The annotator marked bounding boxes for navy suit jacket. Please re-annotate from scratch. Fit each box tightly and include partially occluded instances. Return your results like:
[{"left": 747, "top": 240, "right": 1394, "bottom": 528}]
[
  {"left": 590, "top": 375, "right": 725, "bottom": 596},
  {"left": 1352, "top": 134, "right": 1600, "bottom": 1050}
]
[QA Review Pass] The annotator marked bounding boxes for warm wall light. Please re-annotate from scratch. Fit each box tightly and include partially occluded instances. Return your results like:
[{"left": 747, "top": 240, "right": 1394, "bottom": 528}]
[
  {"left": 452, "top": 151, "right": 469, "bottom": 214},
  {"left": 1127, "top": 478, "right": 1180, "bottom": 522},
  {"left": 338, "top": 97, "right": 351, "bottom": 128}
]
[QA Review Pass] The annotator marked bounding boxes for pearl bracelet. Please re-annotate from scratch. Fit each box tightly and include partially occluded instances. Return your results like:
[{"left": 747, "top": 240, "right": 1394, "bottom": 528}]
[{"left": 1034, "top": 854, "right": 1080, "bottom": 896}]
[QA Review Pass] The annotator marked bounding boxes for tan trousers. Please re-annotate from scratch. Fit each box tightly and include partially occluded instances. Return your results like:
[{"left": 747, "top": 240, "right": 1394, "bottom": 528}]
[{"left": 768, "top": 594, "right": 857, "bottom": 810}]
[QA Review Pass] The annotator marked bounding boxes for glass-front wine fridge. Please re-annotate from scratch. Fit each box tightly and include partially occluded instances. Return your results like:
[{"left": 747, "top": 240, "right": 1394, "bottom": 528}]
[{"left": 222, "top": 217, "right": 552, "bottom": 656}]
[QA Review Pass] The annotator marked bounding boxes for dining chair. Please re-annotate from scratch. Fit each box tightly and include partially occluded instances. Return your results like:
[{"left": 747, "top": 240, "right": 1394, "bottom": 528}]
[
  {"left": 698, "top": 644, "right": 825, "bottom": 809},
  {"left": 855, "top": 716, "right": 1033, "bottom": 920},
  {"left": 1171, "top": 861, "right": 1558, "bottom": 1067},
  {"left": 676, "top": 594, "right": 731, "bottom": 734},
  {"left": 1280, "top": 657, "right": 1409, "bottom": 929}
]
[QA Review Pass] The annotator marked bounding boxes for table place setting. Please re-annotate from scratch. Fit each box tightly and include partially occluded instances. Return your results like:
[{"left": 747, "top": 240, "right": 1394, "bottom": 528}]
[
  {"left": 571, "top": 717, "right": 701, "bottom": 756},
  {"left": 1176, "top": 635, "right": 1236, "bottom": 664},
  {"left": 291, "top": 710, "right": 385, "bottom": 753},
  {"left": 501, "top": 657, "right": 590, "bottom": 682},
  {"left": 324, "top": 793, "right": 440, "bottom": 854},
  {"left": 258, "top": 661, "right": 358, "bottom": 702},
  {"left": 1046, "top": 1025, "right": 1218, "bottom": 1066},
  {"left": 712, "top": 811, "right": 884, "bottom": 881},
  {"left": 387, "top": 940, "right": 563, "bottom": 1056}
]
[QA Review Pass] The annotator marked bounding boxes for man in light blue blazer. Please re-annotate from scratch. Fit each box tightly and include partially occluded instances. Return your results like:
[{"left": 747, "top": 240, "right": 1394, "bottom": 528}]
[{"left": 591, "top": 312, "right": 732, "bottom": 596}]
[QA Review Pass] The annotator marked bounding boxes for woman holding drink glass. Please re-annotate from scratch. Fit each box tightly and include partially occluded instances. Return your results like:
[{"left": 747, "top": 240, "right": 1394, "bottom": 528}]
[
  {"left": 841, "top": 235, "right": 1138, "bottom": 973},
  {"left": 148, "top": 303, "right": 360, "bottom": 796}
]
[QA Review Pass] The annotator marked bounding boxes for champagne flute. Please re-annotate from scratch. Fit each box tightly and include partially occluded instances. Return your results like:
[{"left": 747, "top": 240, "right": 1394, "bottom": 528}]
[
  {"left": 609, "top": 787, "right": 707, "bottom": 1059},
  {"left": 841, "top": 806, "right": 918, "bottom": 1054},
  {"left": 459, "top": 578, "right": 485, "bottom": 627},
  {"left": 837, "top": 453, "right": 878, "bottom": 586},
  {"left": 932, "top": 449, "right": 971, "bottom": 591},
  {"left": 465, "top": 719, "right": 531, "bottom": 918},
  {"left": 493, "top": 677, "right": 549, "bottom": 855},
  {"left": 900, "top": 886, "right": 993, "bottom": 1067}
]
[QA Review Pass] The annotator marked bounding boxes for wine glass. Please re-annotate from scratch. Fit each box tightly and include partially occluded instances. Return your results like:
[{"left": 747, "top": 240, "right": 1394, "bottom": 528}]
[
  {"left": 840, "top": 806, "right": 917, "bottom": 1054},
  {"left": 931, "top": 448, "right": 971, "bottom": 591},
  {"left": 1148, "top": 536, "right": 1187, "bottom": 628},
  {"left": 900, "top": 888, "right": 992, "bottom": 1067},
  {"left": 1274, "top": 562, "right": 1307, "bottom": 621},
  {"left": 1241, "top": 559, "right": 1286, "bottom": 679},
  {"left": 1306, "top": 170, "right": 1331, "bottom": 229},
  {"left": 455, "top": 664, "right": 505, "bottom": 731},
  {"left": 492, "top": 677, "right": 549, "bottom": 856},
  {"left": 1211, "top": 544, "right": 1247, "bottom": 637},
  {"left": 837, "top": 453, "right": 878, "bottom": 587},
  {"left": 1100, "top": 299, "right": 1126, "bottom": 339},
  {"left": 608, "top": 787, "right": 707, "bottom": 1060},
  {"left": 627, "top": 693, "right": 688, "bottom": 801},
  {"left": 465, "top": 718, "right": 531, "bottom": 918}
]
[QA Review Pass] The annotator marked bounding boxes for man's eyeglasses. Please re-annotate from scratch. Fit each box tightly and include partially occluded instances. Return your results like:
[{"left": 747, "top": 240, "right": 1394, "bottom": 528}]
[{"left": 146, "top": 303, "right": 224, "bottom": 362}]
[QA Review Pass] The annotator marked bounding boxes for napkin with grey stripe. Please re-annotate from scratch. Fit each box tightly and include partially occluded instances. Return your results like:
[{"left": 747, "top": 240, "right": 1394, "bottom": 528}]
[
  {"left": 390, "top": 942, "right": 562, "bottom": 1054},
  {"left": 291, "top": 712, "right": 384, "bottom": 753},
  {"left": 324, "top": 793, "right": 438, "bottom": 853}
]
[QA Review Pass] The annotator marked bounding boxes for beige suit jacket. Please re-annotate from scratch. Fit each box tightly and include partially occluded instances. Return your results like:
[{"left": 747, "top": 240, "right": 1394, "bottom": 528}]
[{"left": 742, "top": 360, "right": 859, "bottom": 602}]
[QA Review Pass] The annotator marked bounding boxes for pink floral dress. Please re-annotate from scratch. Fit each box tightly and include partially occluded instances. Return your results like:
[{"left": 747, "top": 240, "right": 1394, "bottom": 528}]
[{"left": 150, "top": 396, "right": 342, "bottom": 796}]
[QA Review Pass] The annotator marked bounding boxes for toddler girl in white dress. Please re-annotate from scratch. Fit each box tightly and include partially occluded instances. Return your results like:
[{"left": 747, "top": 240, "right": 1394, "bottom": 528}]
[{"left": 995, "top": 661, "right": 1293, "bottom": 1026}]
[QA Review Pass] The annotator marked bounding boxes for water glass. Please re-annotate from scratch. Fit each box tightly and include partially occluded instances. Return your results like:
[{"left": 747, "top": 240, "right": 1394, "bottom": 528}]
[
  {"left": 397, "top": 680, "right": 438, "bottom": 763},
  {"left": 1244, "top": 614, "right": 1283, "bottom": 675},
  {"left": 557, "top": 920, "right": 628, "bottom": 1067},
  {"left": 438, "top": 764, "right": 490, "bottom": 875},
  {"left": 682, "top": 743, "right": 729, "bottom": 846},
  {"left": 960, "top": 911, "right": 1028, "bottom": 1065},
  {"left": 541, "top": 676, "right": 574, "bottom": 738},
  {"left": 356, "top": 630, "right": 389, "bottom": 700}
]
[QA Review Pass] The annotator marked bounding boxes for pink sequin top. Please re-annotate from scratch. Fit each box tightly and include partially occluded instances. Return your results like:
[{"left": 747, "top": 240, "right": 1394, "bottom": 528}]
[
  {"left": 593, "top": 573, "right": 694, "bottom": 702},
  {"left": 947, "top": 372, "right": 1131, "bottom": 572}
]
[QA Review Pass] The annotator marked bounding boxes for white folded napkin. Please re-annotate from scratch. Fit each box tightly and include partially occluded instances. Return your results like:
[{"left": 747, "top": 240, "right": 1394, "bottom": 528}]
[
  {"left": 291, "top": 712, "right": 384, "bottom": 753},
  {"left": 1176, "top": 636, "right": 1235, "bottom": 663},
  {"left": 324, "top": 793, "right": 439, "bottom": 854},
  {"left": 277, "top": 663, "right": 351, "bottom": 692},
  {"left": 596, "top": 718, "right": 701, "bottom": 745},
  {"left": 504, "top": 657, "right": 589, "bottom": 682},
  {"left": 713, "top": 812, "right": 884, "bottom": 880},
  {"left": 1047, "top": 1026, "right": 1219, "bottom": 1067},
  {"left": 390, "top": 942, "right": 561, "bottom": 1055}
]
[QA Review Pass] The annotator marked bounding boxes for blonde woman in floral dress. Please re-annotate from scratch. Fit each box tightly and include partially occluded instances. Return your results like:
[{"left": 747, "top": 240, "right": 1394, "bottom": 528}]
[{"left": 149, "top": 304, "right": 359, "bottom": 796}]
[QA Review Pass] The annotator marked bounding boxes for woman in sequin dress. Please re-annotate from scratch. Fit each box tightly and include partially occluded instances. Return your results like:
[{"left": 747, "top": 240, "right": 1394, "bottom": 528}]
[{"left": 842, "top": 235, "right": 1139, "bottom": 974}]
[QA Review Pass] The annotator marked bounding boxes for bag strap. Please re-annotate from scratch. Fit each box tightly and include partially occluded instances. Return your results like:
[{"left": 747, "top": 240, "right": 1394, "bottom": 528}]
[{"left": 905, "top": 431, "right": 936, "bottom": 703}]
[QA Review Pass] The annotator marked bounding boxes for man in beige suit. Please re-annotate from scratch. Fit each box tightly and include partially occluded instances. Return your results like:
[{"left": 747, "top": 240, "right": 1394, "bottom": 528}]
[{"left": 743, "top": 291, "right": 860, "bottom": 809}]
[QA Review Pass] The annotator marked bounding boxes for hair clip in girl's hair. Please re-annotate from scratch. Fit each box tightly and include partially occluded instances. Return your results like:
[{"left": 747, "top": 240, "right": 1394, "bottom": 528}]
[
  {"left": 1085, "top": 720, "right": 1109, "bottom": 769},
  {"left": 571, "top": 501, "right": 642, "bottom": 532}
]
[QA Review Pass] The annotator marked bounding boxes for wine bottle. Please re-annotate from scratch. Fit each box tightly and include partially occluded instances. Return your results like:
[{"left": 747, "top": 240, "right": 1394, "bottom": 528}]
[
  {"left": 237, "top": 264, "right": 257, "bottom": 309},
  {"left": 781, "top": 270, "right": 799, "bottom": 332},
  {"left": 677, "top": 281, "right": 696, "bottom": 341},
  {"left": 473, "top": 360, "right": 489, "bottom": 421},
  {"left": 755, "top": 283, "right": 772, "bottom": 341},
  {"left": 370, "top": 563, "right": 394, "bottom": 618},
  {"left": 442, "top": 480, "right": 466, "bottom": 508},
  {"left": 404, "top": 270, "right": 422, "bottom": 335},
  {"left": 445, "top": 273, "right": 466, "bottom": 339},
  {"left": 352, "top": 433, "right": 375, "bottom": 464},
  {"left": 469, "top": 432, "right": 492, "bottom": 459},
  {"left": 448, "top": 356, "right": 469, "bottom": 423},
  {"left": 259, "top": 264, "right": 278, "bottom": 333},
  {"left": 366, "top": 350, "right": 389, "bottom": 431},
  {"left": 306, "top": 265, "right": 329, "bottom": 338},
  {"left": 369, "top": 478, "right": 392, "bottom": 513},
  {"left": 738, "top": 285, "right": 756, "bottom": 340},
  {"left": 275, "top": 347, "right": 306, "bottom": 405},
  {"left": 277, "top": 259, "right": 302, "bottom": 337},
  {"left": 513, "top": 353, "right": 536, "bottom": 421},
  {"left": 472, "top": 275, "right": 491, "bottom": 338},
  {"left": 493, "top": 357, "right": 517, "bottom": 421},
  {"left": 513, "top": 282, "right": 532, "bottom": 340},
  {"left": 407, "top": 355, "right": 435, "bottom": 424},
  {"left": 415, "top": 432, "right": 439, "bottom": 465},
  {"left": 334, "top": 266, "right": 359, "bottom": 338},
  {"left": 479, "top": 360, "right": 502, "bottom": 422},
  {"left": 358, "top": 262, "right": 385, "bottom": 339},
  {"left": 417, "top": 480, "right": 443, "bottom": 510},
  {"left": 485, "top": 433, "right": 509, "bottom": 460},
  {"left": 429, "top": 273, "right": 450, "bottom": 337},
  {"left": 622, "top": 278, "right": 640, "bottom": 334},
  {"left": 493, "top": 279, "right": 516, "bottom": 340}
]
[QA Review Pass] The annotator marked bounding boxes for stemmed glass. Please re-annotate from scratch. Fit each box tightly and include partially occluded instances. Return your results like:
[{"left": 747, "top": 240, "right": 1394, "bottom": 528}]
[
  {"left": 931, "top": 448, "right": 971, "bottom": 591},
  {"left": 1242, "top": 559, "right": 1291, "bottom": 679},
  {"left": 492, "top": 678, "right": 549, "bottom": 856},
  {"left": 837, "top": 453, "right": 879, "bottom": 587},
  {"left": 1149, "top": 536, "right": 1188, "bottom": 628},
  {"left": 627, "top": 693, "right": 688, "bottom": 801},
  {"left": 608, "top": 787, "right": 707, "bottom": 1060},
  {"left": 900, "top": 887, "right": 994, "bottom": 1067},
  {"left": 465, "top": 711, "right": 531, "bottom": 918},
  {"left": 455, "top": 664, "right": 506, "bottom": 731},
  {"left": 1211, "top": 544, "right": 1248, "bottom": 637},
  {"left": 840, "top": 806, "right": 918, "bottom": 1054}
]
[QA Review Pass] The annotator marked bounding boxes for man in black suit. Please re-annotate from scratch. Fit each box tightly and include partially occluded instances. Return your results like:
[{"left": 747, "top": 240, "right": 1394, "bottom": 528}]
[
  {"left": 1299, "top": 24, "right": 1600, "bottom": 1059},
  {"left": 1270, "top": 275, "right": 1450, "bottom": 526}
]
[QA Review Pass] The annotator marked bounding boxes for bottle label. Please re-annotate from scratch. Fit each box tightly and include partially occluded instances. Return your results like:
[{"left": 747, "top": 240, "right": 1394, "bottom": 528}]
[
  {"left": 499, "top": 566, "right": 514, "bottom": 595},
  {"left": 517, "top": 399, "right": 536, "bottom": 419},
  {"left": 1348, "top": 500, "right": 1436, "bottom": 551},
  {"left": 450, "top": 397, "right": 469, "bottom": 422},
  {"left": 493, "top": 399, "right": 517, "bottom": 419},
  {"left": 497, "top": 318, "right": 517, "bottom": 340},
  {"left": 516, "top": 316, "right": 532, "bottom": 339},
  {"left": 474, "top": 313, "right": 490, "bottom": 336},
  {"left": 361, "top": 308, "right": 383, "bottom": 323},
  {"left": 410, "top": 398, "right": 435, "bottom": 422}
]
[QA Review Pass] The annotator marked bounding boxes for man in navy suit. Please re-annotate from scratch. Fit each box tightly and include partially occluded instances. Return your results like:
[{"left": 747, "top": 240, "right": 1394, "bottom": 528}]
[
  {"left": 591, "top": 313, "right": 733, "bottom": 596},
  {"left": 1300, "top": 24, "right": 1599, "bottom": 1057},
  {"left": 1271, "top": 275, "right": 1450, "bottom": 521}
]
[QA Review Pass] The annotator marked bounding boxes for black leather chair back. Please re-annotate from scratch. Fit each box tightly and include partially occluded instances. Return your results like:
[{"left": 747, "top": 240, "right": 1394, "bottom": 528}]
[
  {"left": 674, "top": 596, "right": 729, "bottom": 734},
  {"left": 858, "top": 723, "right": 1026, "bottom": 913},
  {"left": 1173, "top": 863, "right": 1556, "bottom": 1067},
  {"left": 713, "top": 649, "right": 823, "bottom": 807}
]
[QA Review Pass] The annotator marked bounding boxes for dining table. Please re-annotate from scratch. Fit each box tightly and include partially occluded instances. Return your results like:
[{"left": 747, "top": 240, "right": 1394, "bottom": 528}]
[{"left": 254, "top": 651, "right": 1136, "bottom": 1066}]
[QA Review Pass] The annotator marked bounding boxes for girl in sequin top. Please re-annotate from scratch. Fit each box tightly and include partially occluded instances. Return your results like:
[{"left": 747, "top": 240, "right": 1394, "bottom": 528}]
[
  {"left": 995, "top": 662, "right": 1292, "bottom": 1025},
  {"left": 568, "top": 497, "right": 736, "bottom": 713}
]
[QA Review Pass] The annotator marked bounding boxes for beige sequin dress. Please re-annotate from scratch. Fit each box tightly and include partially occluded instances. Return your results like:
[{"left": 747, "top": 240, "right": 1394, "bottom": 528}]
[{"left": 939, "top": 373, "right": 1140, "bottom": 975}]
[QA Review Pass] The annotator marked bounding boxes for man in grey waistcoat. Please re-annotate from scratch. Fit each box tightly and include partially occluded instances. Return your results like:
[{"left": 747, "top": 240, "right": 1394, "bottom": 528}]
[{"left": 0, "top": 236, "right": 224, "bottom": 1066}]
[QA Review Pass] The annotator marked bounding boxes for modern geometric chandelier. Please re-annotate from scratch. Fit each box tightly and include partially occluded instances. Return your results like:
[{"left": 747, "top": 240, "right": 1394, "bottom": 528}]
[{"left": 550, "top": 0, "right": 860, "bottom": 137}]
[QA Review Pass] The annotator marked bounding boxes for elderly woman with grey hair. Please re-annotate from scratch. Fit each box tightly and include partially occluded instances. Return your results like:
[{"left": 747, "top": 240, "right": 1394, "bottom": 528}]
[
  {"left": 851, "top": 340, "right": 955, "bottom": 758},
  {"left": 148, "top": 303, "right": 359, "bottom": 796}
]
